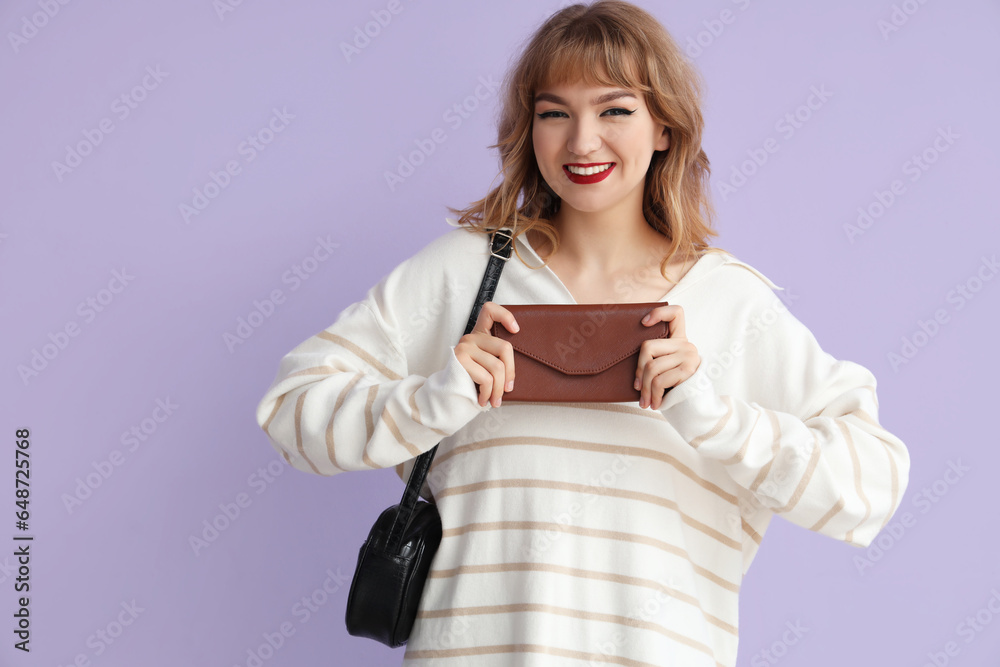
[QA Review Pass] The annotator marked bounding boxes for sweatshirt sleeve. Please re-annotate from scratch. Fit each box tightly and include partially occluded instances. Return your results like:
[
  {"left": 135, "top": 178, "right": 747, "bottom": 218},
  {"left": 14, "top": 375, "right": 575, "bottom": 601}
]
[
  {"left": 657, "top": 285, "right": 911, "bottom": 549},
  {"left": 255, "top": 289, "right": 491, "bottom": 478}
]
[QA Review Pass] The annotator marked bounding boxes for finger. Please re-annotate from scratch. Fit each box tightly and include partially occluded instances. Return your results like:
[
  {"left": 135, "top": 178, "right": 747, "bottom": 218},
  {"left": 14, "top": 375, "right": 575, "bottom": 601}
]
[
  {"left": 648, "top": 354, "right": 683, "bottom": 410},
  {"left": 501, "top": 306, "right": 520, "bottom": 334},
  {"left": 476, "top": 301, "right": 520, "bottom": 336},
  {"left": 470, "top": 345, "right": 506, "bottom": 407},
  {"left": 638, "top": 348, "right": 683, "bottom": 409},
  {"left": 467, "top": 355, "right": 495, "bottom": 407},
  {"left": 650, "top": 365, "right": 686, "bottom": 410},
  {"left": 641, "top": 304, "right": 685, "bottom": 340},
  {"left": 498, "top": 338, "right": 516, "bottom": 392},
  {"left": 635, "top": 339, "right": 679, "bottom": 401},
  {"left": 464, "top": 344, "right": 496, "bottom": 407},
  {"left": 474, "top": 331, "right": 516, "bottom": 397},
  {"left": 472, "top": 302, "right": 497, "bottom": 336}
]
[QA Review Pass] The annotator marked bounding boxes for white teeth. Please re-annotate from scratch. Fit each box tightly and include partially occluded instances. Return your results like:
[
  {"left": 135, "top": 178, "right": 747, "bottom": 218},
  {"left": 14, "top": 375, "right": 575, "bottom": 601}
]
[{"left": 566, "top": 163, "right": 612, "bottom": 176}]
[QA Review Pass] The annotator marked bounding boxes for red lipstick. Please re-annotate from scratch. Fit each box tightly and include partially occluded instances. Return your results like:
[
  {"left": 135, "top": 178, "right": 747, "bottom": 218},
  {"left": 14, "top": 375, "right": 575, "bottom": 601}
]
[{"left": 564, "top": 162, "right": 615, "bottom": 184}]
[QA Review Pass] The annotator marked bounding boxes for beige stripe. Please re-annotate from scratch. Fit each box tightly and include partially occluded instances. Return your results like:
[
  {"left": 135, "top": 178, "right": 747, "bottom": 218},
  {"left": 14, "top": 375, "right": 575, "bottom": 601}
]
[
  {"left": 773, "top": 411, "right": 899, "bottom": 541},
  {"left": 847, "top": 407, "right": 879, "bottom": 427},
  {"left": 382, "top": 406, "right": 421, "bottom": 457},
  {"left": 838, "top": 419, "right": 871, "bottom": 543},
  {"left": 292, "top": 392, "right": 322, "bottom": 475},
  {"left": 415, "top": 603, "right": 718, "bottom": 658},
  {"left": 320, "top": 368, "right": 435, "bottom": 469},
  {"left": 316, "top": 331, "right": 402, "bottom": 380},
  {"left": 408, "top": 387, "right": 423, "bottom": 424},
  {"left": 442, "top": 520, "right": 739, "bottom": 593},
  {"left": 427, "top": 561, "right": 738, "bottom": 636},
  {"left": 749, "top": 410, "right": 781, "bottom": 493},
  {"left": 409, "top": 389, "right": 452, "bottom": 438},
  {"left": 688, "top": 395, "right": 734, "bottom": 449},
  {"left": 804, "top": 388, "right": 879, "bottom": 422},
  {"left": 436, "top": 478, "right": 740, "bottom": 550},
  {"left": 361, "top": 385, "right": 379, "bottom": 468},
  {"left": 325, "top": 404, "right": 341, "bottom": 470},
  {"left": 325, "top": 372, "right": 366, "bottom": 470},
  {"left": 809, "top": 496, "right": 845, "bottom": 532},
  {"left": 286, "top": 365, "right": 340, "bottom": 380},
  {"left": 742, "top": 518, "right": 762, "bottom": 545},
  {"left": 775, "top": 439, "right": 822, "bottom": 514},
  {"left": 261, "top": 392, "right": 284, "bottom": 436},
  {"left": 356, "top": 384, "right": 423, "bottom": 463},
  {"left": 405, "top": 642, "right": 676, "bottom": 666},
  {"left": 875, "top": 425, "right": 900, "bottom": 536},
  {"left": 431, "top": 437, "right": 739, "bottom": 506},
  {"left": 718, "top": 410, "right": 761, "bottom": 466},
  {"left": 280, "top": 449, "right": 292, "bottom": 465}
]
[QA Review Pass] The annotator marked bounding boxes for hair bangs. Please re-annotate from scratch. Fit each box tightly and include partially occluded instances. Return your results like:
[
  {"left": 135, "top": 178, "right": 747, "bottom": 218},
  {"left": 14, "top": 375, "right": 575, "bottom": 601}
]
[{"left": 533, "top": 26, "right": 647, "bottom": 98}]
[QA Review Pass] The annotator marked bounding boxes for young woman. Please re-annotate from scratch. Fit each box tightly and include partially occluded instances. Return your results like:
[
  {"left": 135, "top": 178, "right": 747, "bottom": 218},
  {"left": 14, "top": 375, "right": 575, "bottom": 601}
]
[{"left": 256, "top": 2, "right": 910, "bottom": 665}]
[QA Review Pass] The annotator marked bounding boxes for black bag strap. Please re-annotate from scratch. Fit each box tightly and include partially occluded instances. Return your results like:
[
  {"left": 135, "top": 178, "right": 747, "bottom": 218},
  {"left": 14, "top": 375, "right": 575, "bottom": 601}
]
[{"left": 385, "top": 227, "right": 514, "bottom": 552}]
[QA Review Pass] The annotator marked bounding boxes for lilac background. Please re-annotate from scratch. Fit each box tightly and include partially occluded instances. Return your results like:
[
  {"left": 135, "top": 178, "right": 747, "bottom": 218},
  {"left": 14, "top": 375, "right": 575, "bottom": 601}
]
[{"left": 2, "top": 0, "right": 998, "bottom": 665}]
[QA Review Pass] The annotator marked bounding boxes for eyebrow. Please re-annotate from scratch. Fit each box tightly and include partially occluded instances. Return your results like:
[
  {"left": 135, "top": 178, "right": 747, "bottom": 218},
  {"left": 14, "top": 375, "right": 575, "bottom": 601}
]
[{"left": 534, "top": 89, "right": 638, "bottom": 106}]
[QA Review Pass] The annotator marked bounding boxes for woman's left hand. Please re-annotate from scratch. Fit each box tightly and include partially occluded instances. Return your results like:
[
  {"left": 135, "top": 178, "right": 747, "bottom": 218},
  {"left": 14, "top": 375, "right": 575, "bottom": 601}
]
[{"left": 635, "top": 304, "right": 701, "bottom": 410}]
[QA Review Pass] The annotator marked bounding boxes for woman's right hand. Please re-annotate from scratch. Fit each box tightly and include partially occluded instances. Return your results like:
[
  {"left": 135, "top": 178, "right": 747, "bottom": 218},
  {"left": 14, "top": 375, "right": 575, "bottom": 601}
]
[{"left": 454, "top": 301, "right": 519, "bottom": 408}]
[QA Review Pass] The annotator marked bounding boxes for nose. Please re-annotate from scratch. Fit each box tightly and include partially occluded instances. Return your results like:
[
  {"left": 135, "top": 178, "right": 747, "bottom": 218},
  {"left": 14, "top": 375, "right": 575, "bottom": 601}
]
[{"left": 566, "top": 116, "right": 602, "bottom": 160}]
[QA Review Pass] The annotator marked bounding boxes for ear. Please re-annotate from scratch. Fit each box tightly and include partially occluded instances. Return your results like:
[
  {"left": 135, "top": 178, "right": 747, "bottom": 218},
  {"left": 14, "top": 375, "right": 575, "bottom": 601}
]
[{"left": 655, "top": 125, "right": 671, "bottom": 152}]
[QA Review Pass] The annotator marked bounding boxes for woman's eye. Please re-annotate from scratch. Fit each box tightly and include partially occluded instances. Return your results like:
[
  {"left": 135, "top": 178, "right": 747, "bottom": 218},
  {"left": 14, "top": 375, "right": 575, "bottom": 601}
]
[{"left": 536, "top": 108, "right": 636, "bottom": 119}]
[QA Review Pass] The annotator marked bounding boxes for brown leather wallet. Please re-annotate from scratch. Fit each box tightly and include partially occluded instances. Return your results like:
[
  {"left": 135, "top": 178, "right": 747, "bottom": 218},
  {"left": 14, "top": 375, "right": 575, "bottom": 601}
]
[{"left": 490, "top": 302, "right": 670, "bottom": 403}]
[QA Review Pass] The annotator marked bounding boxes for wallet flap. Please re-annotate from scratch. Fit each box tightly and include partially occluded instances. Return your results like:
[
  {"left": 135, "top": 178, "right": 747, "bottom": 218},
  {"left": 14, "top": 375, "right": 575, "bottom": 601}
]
[{"left": 491, "top": 303, "right": 669, "bottom": 375}]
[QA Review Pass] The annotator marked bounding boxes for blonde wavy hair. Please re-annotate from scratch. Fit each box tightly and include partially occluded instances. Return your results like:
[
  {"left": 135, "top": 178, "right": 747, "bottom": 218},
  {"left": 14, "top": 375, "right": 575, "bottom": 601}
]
[{"left": 446, "top": 0, "right": 729, "bottom": 283}]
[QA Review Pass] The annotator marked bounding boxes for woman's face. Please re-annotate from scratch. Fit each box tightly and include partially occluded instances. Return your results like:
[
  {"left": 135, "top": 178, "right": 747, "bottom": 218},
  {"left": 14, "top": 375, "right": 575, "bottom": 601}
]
[{"left": 532, "top": 80, "right": 669, "bottom": 216}]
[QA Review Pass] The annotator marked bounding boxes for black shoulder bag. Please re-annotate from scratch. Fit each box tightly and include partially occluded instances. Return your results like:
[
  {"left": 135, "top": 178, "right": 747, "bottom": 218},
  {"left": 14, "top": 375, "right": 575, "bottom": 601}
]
[{"left": 344, "top": 228, "right": 514, "bottom": 647}]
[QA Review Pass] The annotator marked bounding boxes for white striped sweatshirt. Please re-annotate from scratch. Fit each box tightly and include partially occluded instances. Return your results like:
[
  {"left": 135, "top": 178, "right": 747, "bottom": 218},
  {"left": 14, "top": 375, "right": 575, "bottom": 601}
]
[{"left": 255, "top": 223, "right": 910, "bottom": 667}]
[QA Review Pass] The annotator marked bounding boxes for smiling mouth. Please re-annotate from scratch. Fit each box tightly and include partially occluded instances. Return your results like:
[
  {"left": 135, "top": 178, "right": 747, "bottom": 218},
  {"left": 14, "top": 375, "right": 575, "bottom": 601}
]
[
  {"left": 564, "top": 162, "right": 615, "bottom": 176},
  {"left": 563, "top": 162, "right": 615, "bottom": 184}
]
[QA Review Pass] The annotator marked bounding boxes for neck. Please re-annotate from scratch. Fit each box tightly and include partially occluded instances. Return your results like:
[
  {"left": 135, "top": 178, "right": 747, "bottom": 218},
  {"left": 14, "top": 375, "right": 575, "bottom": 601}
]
[{"left": 546, "top": 202, "right": 666, "bottom": 274}]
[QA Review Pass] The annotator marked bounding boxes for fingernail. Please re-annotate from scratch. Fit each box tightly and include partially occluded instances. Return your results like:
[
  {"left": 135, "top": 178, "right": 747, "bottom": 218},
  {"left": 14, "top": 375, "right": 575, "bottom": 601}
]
[
  {"left": 513, "top": 321, "right": 520, "bottom": 331},
  {"left": 642, "top": 314, "right": 650, "bottom": 323},
  {"left": 634, "top": 379, "right": 641, "bottom": 390},
  {"left": 506, "top": 380, "right": 514, "bottom": 391}
]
